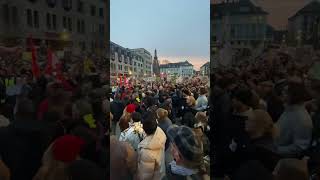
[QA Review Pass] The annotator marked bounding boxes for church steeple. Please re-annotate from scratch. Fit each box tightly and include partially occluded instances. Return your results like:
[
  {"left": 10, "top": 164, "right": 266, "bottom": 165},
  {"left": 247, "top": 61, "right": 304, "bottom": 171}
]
[
  {"left": 153, "top": 49, "right": 160, "bottom": 76},
  {"left": 154, "top": 49, "right": 158, "bottom": 59}
]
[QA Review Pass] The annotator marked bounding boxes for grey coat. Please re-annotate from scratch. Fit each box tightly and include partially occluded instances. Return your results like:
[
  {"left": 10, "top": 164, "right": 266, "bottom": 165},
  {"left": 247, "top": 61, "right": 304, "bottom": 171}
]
[{"left": 276, "top": 104, "right": 313, "bottom": 157}]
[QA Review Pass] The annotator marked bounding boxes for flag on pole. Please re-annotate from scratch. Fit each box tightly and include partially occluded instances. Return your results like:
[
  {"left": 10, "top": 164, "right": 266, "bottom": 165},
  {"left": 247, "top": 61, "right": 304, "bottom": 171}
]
[
  {"left": 28, "top": 35, "right": 40, "bottom": 79},
  {"left": 119, "top": 74, "right": 122, "bottom": 87},
  {"left": 45, "top": 48, "right": 53, "bottom": 75},
  {"left": 46, "top": 48, "right": 61, "bottom": 75},
  {"left": 124, "top": 74, "right": 127, "bottom": 86}
]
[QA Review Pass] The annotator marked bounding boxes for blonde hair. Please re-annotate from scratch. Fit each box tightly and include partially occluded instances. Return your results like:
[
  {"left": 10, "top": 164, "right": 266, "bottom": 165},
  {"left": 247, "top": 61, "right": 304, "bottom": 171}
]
[
  {"left": 156, "top": 108, "right": 168, "bottom": 120},
  {"left": 187, "top": 96, "right": 196, "bottom": 107},
  {"left": 246, "top": 109, "right": 278, "bottom": 139}
]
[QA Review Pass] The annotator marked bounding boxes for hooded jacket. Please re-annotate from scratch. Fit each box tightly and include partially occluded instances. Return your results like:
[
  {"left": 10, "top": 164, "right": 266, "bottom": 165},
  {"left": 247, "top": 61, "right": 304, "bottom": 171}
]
[{"left": 137, "top": 127, "right": 166, "bottom": 180}]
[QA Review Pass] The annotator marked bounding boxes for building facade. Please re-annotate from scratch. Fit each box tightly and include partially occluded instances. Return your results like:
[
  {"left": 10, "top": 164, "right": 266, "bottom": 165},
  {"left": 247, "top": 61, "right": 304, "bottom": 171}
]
[
  {"left": 160, "top": 61, "right": 194, "bottom": 77},
  {"left": 200, "top": 62, "right": 210, "bottom": 76},
  {"left": 211, "top": 0, "right": 269, "bottom": 65},
  {"left": 211, "top": 0, "right": 268, "bottom": 49},
  {"left": 0, "top": 0, "right": 106, "bottom": 55},
  {"left": 288, "top": 0, "right": 320, "bottom": 49},
  {"left": 110, "top": 41, "right": 152, "bottom": 81},
  {"left": 131, "top": 48, "right": 153, "bottom": 76}
]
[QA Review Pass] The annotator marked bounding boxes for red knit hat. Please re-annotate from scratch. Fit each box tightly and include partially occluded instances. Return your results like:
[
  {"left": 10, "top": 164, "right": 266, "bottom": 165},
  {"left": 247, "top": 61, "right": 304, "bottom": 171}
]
[
  {"left": 52, "top": 135, "right": 85, "bottom": 163},
  {"left": 126, "top": 104, "right": 136, "bottom": 113}
]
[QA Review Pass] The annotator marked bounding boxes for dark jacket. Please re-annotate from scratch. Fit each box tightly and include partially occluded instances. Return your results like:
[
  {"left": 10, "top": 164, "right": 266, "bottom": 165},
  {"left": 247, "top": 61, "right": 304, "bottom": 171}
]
[
  {"left": 181, "top": 106, "right": 197, "bottom": 128},
  {"left": 211, "top": 87, "right": 233, "bottom": 177},
  {"left": 110, "top": 100, "right": 125, "bottom": 122},
  {"left": 0, "top": 118, "right": 50, "bottom": 180},
  {"left": 158, "top": 117, "right": 173, "bottom": 151}
]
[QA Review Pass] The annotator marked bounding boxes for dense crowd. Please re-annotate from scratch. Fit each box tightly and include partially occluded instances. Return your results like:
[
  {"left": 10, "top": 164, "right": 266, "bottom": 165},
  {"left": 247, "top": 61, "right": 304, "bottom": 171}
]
[
  {"left": 0, "top": 46, "right": 108, "bottom": 180},
  {"left": 211, "top": 47, "right": 320, "bottom": 180},
  {"left": 110, "top": 77, "right": 211, "bottom": 180}
]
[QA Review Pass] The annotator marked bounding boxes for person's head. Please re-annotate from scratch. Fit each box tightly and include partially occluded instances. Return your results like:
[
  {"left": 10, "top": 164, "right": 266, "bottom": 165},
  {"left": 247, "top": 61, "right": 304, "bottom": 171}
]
[
  {"left": 72, "top": 100, "right": 93, "bottom": 121},
  {"left": 119, "top": 115, "right": 130, "bottom": 132},
  {"left": 52, "top": 135, "right": 85, "bottom": 163},
  {"left": 257, "top": 81, "right": 274, "bottom": 97},
  {"left": 232, "top": 160, "right": 274, "bottom": 180},
  {"left": 67, "top": 160, "right": 105, "bottom": 180},
  {"left": 245, "top": 109, "right": 278, "bottom": 139},
  {"left": 125, "top": 104, "right": 136, "bottom": 114},
  {"left": 231, "top": 88, "right": 253, "bottom": 112},
  {"left": 182, "top": 112, "right": 197, "bottom": 128},
  {"left": 167, "top": 125, "right": 203, "bottom": 169},
  {"left": 143, "top": 96, "right": 155, "bottom": 108},
  {"left": 131, "top": 112, "right": 142, "bottom": 122},
  {"left": 156, "top": 108, "right": 169, "bottom": 120},
  {"left": 199, "top": 87, "right": 207, "bottom": 95},
  {"left": 186, "top": 96, "right": 196, "bottom": 107},
  {"left": 273, "top": 158, "right": 309, "bottom": 180},
  {"left": 195, "top": 112, "right": 208, "bottom": 125},
  {"left": 141, "top": 112, "right": 158, "bottom": 135}
]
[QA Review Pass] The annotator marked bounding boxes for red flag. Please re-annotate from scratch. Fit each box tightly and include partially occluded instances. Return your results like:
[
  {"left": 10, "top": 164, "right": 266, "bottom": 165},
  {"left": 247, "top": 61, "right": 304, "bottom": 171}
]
[
  {"left": 124, "top": 74, "right": 127, "bottom": 86},
  {"left": 119, "top": 74, "right": 122, "bottom": 87},
  {"left": 28, "top": 36, "right": 40, "bottom": 79},
  {"left": 45, "top": 48, "right": 53, "bottom": 75}
]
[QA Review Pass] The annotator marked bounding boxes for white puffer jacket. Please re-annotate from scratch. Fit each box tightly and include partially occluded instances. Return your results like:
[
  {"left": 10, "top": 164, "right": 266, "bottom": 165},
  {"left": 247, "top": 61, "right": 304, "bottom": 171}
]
[{"left": 137, "top": 127, "right": 166, "bottom": 180}]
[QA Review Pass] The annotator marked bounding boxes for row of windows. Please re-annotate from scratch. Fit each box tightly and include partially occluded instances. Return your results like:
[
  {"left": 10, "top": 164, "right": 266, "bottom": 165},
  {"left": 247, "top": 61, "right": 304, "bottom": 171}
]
[
  {"left": 2, "top": 5, "right": 19, "bottom": 26},
  {"left": 25, "top": 9, "right": 104, "bottom": 34},
  {"left": 110, "top": 62, "right": 150, "bottom": 72},
  {"left": 230, "top": 24, "right": 265, "bottom": 39},
  {"left": 28, "top": 0, "right": 104, "bottom": 18}
]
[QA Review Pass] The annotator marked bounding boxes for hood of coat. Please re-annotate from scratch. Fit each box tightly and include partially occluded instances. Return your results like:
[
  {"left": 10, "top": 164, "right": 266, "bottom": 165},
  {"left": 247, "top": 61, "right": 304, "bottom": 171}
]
[{"left": 138, "top": 127, "right": 166, "bottom": 151}]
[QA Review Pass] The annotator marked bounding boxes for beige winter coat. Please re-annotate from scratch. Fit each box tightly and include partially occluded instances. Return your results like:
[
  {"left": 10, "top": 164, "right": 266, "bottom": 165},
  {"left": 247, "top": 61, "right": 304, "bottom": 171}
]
[{"left": 137, "top": 127, "right": 166, "bottom": 180}]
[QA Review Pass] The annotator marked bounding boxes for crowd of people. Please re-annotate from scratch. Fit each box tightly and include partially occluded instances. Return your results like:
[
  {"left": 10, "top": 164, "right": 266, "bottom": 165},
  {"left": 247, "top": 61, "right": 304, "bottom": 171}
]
[
  {"left": 3, "top": 43, "right": 320, "bottom": 180},
  {"left": 211, "top": 47, "right": 320, "bottom": 180},
  {"left": 0, "top": 46, "right": 108, "bottom": 180},
  {"left": 110, "top": 77, "right": 211, "bottom": 180}
]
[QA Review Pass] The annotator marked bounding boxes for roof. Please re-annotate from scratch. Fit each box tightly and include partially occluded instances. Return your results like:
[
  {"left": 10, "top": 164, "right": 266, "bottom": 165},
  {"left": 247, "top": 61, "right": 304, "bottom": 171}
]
[
  {"left": 211, "top": 0, "right": 268, "bottom": 19},
  {"left": 200, "top": 62, "right": 210, "bottom": 68},
  {"left": 289, "top": 1, "right": 320, "bottom": 20},
  {"left": 160, "top": 61, "right": 193, "bottom": 68}
]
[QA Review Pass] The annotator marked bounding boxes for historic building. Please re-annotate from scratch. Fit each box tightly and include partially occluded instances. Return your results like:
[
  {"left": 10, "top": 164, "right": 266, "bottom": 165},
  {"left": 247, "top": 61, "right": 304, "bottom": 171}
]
[
  {"left": 160, "top": 60, "right": 194, "bottom": 77},
  {"left": 0, "top": 0, "right": 106, "bottom": 55},
  {"left": 200, "top": 61, "right": 210, "bottom": 76},
  {"left": 131, "top": 48, "right": 153, "bottom": 76},
  {"left": 110, "top": 41, "right": 153, "bottom": 81},
  {"left": 288, "top": 0, "right": 320, "bottom": 49},
  {"left": 211, "top": 0, "right": 269, "bottom": 66}
]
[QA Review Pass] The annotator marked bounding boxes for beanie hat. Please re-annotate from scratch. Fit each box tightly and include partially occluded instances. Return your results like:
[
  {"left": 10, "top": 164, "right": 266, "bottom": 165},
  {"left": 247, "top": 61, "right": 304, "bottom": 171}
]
[
  {"left": 126, "top": 104, "right": 136, "bottom": 113},
  {"left": 52, "top": 135, "right": 85, "bottom": 163}
]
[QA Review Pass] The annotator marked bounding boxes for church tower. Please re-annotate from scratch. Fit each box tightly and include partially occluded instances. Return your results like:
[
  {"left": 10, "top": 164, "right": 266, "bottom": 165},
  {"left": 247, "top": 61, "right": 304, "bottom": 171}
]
[{"left": 153, "top": 49, "right": 160, "bottom": 76}]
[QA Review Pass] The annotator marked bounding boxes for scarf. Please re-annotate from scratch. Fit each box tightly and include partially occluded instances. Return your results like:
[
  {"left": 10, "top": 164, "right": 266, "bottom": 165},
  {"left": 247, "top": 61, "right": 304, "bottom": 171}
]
[{"left": 169, "top": 161, "right": 198, "bottom": 176}]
